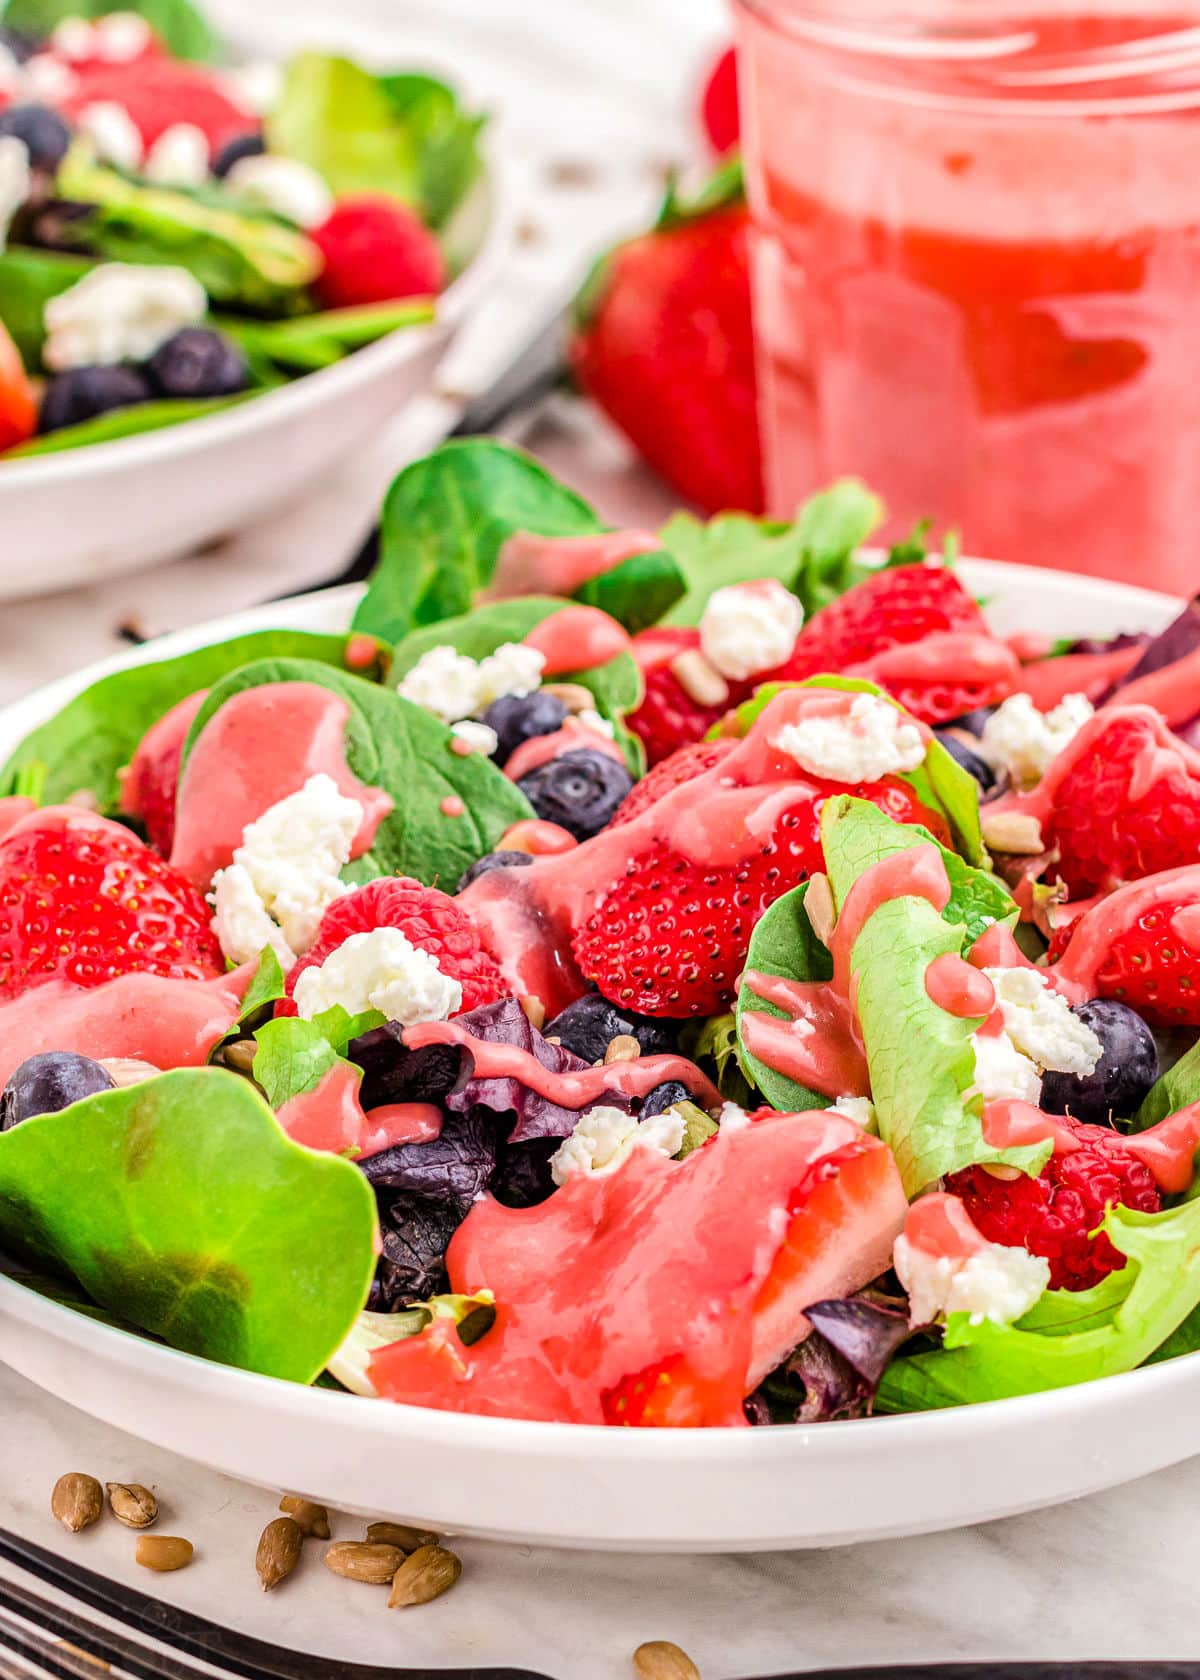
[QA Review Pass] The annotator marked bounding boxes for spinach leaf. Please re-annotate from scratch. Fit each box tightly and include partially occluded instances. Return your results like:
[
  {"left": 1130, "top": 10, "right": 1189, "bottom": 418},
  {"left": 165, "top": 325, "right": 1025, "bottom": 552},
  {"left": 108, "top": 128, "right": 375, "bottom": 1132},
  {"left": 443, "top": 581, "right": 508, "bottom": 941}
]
[
  {"left": 0, "top": 628, "right": 380, "bottom": 812},
  {"left": 5, "top": 395, "right": 250, "bottom": 458},
  {"left": 377, "top": 72, "right": 487, "bottom": 228},
  {"left": 237, "top": 948, "right": 287, "bottom": 1024},
  {"left": 1132, "top": 1037, "right": 1200, "bottom": 1133},
  {"left": 183, "top": 658, "right": 533, "bottom": 889},
  {"left": 355, "top": 440, "right": 603, "bottom": 643},
  {"left": 0, "top": 1067, "right": 376, "bottom": 1381},
  {"left": 572, "top": 547, "right": 686, "bottom": 634},
  {"left": 658, "top": 511, "right": 806, "bottom": 628},
  {"left": 268, "top": 53, "right": 421, "bottom": 204},
  {"left": 254, "top": 1006, "right": 383, "bottom": 1108},
  {"left": 735, "top": 882, "right": 833, "bottom": 1113},
  {"left": 0, "top": 246, "right": 93, "bottom": 368},
  {"left": 789, "top": 478, "right": 886, "bottom": 614},
  {"left": 57, "top": 149, "right": 319, "bottom": 311},
  {"left": 216, "top": 298, "right": 434, "bottom": 375},
  {"left": 0, "top": 0, "right": 216, "bottom": 59}
]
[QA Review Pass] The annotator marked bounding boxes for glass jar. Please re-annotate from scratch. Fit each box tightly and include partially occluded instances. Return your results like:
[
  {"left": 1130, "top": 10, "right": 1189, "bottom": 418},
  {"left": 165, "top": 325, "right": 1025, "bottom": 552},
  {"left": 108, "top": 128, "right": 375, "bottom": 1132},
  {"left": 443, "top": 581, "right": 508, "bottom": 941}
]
[{"left": 732, "top": 1, "right": 1200, "bottom": 592}]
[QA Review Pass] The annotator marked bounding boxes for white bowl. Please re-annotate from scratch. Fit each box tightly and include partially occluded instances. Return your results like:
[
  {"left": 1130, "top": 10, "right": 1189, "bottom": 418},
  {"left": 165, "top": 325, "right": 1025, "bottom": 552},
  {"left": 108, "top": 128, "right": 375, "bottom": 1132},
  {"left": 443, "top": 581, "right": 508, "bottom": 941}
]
[
  {"left": 0, "top": 562, "right": 1191, "bottom": 1554},
  {"left": 0, "top": 177, "right": 508, "bottom": 602}
]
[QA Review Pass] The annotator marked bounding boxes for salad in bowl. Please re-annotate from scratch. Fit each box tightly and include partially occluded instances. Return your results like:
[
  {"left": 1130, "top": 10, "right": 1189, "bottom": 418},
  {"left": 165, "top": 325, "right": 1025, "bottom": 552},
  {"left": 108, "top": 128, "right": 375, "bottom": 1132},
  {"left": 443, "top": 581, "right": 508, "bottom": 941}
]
[
  {"left": 0, "top": 0, "right": 483, "bottom": 457},
  {"left": 2, "top": 437, "right": 1200, "bottom": 1433}
]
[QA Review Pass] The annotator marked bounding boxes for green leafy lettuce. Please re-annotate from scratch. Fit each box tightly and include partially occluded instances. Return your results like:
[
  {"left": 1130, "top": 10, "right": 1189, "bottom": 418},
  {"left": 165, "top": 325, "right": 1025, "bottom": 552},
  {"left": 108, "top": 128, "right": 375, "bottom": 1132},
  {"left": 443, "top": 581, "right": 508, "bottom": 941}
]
[
  {"left": 0, "top": 247, "right": 94, "bottom": 369},
  {"left": 0, "top": 1068, "right": 376, "bottom": 1381},
  {"left": 821, "top": 797, "right": 1044, "bottom": 1196},
  {"left": 6, "top": 396, "right": 252, "bottom": 457},
  {"left": 0, "top": 0, "right": 216, "bottom": 59},
  {"left": 878, "top": 1197, "right": 1200, "bottom": 1410},
  {"left": 376, "top": 72, "right": 487, "bottom": 229},
  {"left": 0, "top": 627, "right": 385, "bottom": 812},
  {"left": 268, "top": 53, "right": 423, "bottom": 205},
  {"left": 734, "top": 882, "right": 834, "bottom": 1114},
  {"left": 216, "top": 299, "right": 435, "bottom": 375},
  {"left": 682, "top": 1012, "right": 756, "bottom": 1108},
  {"left": 253, "top": 1006, "right": 384, "bottom": 1110},
  {"left": 182, "top": 658, "right": 533, "bottom": 889},
  {"left": 1133, "top": 1037, "right": 1200, "bottom": 1133}
]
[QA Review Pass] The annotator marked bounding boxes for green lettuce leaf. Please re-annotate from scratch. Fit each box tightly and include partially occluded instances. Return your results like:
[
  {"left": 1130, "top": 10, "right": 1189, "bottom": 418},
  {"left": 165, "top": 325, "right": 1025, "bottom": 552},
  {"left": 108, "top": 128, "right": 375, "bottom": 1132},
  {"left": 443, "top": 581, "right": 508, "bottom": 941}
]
[
  {"left": 0, "top": 247, "right": 94, "bottom": 368},
  {"left": 734, "top": 882, "right": 833, "bottom": 1114},
  {"left": 376, "top": 72, "right": 487, "bottom": 228},
  {"left": 5, "top": 395, "right": 251, "bottom": 457},
  {"left": 877, "top": 1197, "right": 1200, "bottom": 1410},
  {"left": 216, "top": 299, "right": 434, "bottom": 375},
  {"left": 0, "top": 627, "right": 385, "bottom": 812},
  {"left": 268, "top": 52, "right": 421, "bottom": 204},
  {"left": 0, "top": 0, "right": 216, "bottom": 59},
  {"left": 822, "top": 796, "right": 1044, "bottom": 1195},
  {"left": 253, "top": 1006, "right": 383, "bottom": 1109},
  {"left": 682, "top": 1012, "right": 756, "bottom": 1108},
  {"left": 182, "top": 658, "right": 533, "bottom": 889},
  {"left": 0, "top": 1068, "right": 376, "bottom": 1381},
  {"left": 1132, "top": 1037, "right": 1200, "bottom": 1132}
]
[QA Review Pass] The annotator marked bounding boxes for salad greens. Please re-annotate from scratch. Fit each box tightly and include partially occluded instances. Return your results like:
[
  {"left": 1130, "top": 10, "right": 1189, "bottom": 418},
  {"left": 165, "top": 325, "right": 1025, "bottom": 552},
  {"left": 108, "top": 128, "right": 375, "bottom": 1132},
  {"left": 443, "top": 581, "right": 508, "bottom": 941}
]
[
  {"left": 217, "top": 299, "right": 436, "bottom": 376},
  {"left": 376, "top": 73, "right": 487, "bottom": 230},
  {"left": 0, "top": 627, "right": 386, "bottom": 812},
  {"left": 0, "top": 248, "right": 95, "bottom": 368},
  {"left": 182, "top": 658, "right": 534, "bottom": 887},
  {"left": 0, "top": 1069, "right": 376, "bottom": 1381},
  {"left": 6, "top": 394, "right": 251, "bottom": 456},
  {"left": 0, "top": 0, "right": 217, "bottom": 59},
  {"left": 734, "top": 882, "right": 834, "bottom": 1114},
  {"left": 268, "top": 53, "right": 424, "bottom": 208},
  {"left": 253, "top": 1006, "right": 384, "bottom": 1109}
]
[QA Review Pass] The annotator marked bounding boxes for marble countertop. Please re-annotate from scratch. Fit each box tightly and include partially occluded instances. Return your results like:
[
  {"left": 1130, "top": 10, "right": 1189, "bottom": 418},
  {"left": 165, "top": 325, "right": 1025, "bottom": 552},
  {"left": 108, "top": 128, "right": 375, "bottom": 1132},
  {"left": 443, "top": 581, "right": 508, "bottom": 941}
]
[{"left": 2, "top": 1, "right": 1197, "bottom": 1674}]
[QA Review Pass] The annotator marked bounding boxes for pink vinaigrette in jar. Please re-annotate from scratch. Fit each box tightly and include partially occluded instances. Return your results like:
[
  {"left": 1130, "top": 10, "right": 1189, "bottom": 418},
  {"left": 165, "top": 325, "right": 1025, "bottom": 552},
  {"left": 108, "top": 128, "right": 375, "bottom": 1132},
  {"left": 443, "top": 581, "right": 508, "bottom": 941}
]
[{"left": 733, "top": 5, "right": 1200, "bottom": 590}]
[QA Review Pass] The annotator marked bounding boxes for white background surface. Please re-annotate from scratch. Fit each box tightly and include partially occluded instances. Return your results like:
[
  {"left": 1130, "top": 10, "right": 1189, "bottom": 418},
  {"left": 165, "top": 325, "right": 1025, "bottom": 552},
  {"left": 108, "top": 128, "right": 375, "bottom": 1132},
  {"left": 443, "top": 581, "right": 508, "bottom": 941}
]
[{"left": 2, "top": 3, "right": 1194, "bottom": 1675}]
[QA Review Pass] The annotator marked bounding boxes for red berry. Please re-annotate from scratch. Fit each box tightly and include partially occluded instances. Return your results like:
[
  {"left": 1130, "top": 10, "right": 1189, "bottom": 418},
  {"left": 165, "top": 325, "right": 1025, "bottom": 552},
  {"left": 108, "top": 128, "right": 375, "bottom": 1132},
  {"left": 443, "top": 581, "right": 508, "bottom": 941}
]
[
  {"left": 118, "top": 690, "right": 208, "bottom": 856},
  {"left": 62, "top": 58, "right": 254, "bottom": 153},
  {"left": 283, "top": 877, "right": 505, "bottom": 1016},
  {"left": 699, "top": 46, "right": 740, "bottom": 155},
  {"left": 311, "top": 195, "right": 445, "bottom": 310},
  {"left": 948, "top": 1129, "right": 1160, "bottom": 1291},
  {"left": 0, "top": 807, "right": 223, "bottom": 1000},
  {"left": 626, "top": 627, "right": 752, "bottom": 767},
  {"left": 0, "top": 318, "right": 36, "bottom": 454},
  {"left": 610, "top": 737, "right": 739, "bottom": 827},
  {"left": 1045, "top": 709, "right": 1200, "bottom": 895}
]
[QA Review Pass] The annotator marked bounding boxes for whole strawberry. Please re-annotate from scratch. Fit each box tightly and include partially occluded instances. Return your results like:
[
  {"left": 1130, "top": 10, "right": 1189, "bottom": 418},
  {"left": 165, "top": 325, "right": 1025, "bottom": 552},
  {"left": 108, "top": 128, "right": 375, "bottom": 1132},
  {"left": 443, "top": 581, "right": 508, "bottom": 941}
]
[
  {"left": 610, "top": 736, "right": 739, "bottom": 826},
  {"left": 311, "top": 195, "right": 445, "bottom": 309},
  {"left": 282, "top": 877, "right": 505, "bottom": 1016},
  {"left": 0, "top": 806, "right": 223, "bottom": 1000},
  {"left": 569, "top": 162, "right": 763, "bottom": 516}
]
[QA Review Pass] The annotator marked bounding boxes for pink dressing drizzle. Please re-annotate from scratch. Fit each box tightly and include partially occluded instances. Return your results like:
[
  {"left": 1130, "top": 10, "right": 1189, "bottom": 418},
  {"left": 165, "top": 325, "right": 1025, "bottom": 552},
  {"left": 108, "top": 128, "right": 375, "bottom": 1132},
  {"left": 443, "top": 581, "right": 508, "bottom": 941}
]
[
  {"left": 487, "top": 528, "right": 662, "bottom": 601},
  {"left": 276, "top": 1061, "right": 444, "bottom": 1158},
  {"left": 344, "top": 633, "right": 380, "bottom": 671},
  {"left": 1050, "top": 864, "right": 1200, "bottom": 999},
  {"left": 901, "top": 1191, "right": 991, "bottom": 1262},
  {"left": 828, "top": 843, "right": 951, "bottom": 995},
  {"left": 1016, "top": 645, "right": 1143, "bottom": 710},
  {"left": 925, "top": 953, "right": 996, "bottom": 1019},
  {"left": 169, "top": 682, "right": 394, "bottom": 888},
  {"left": 850, "top": 631, "right": 1020, "bottom": 690},
  {"left": 739, "top": 972, "right": 868, "bottom": 1098},
  {"left": 983, "top": 1098, "right": 1200, "bottom": 1195},
  {"left": 439, "top": 795, "right": 465, "bottom": 818},
  {"left": 117, "top": 689, "right": 208, "bottom": 823},
  {"left": 503, "top": 718, "right": 625, "bottom": 782},
  {"left": 401, "top": 1019, "right": 721, "bottom": 1112},
  {"left": 522, "top": 605, "right": 631, "bottom": 676},
  {"left": 496, "top": 819, "right": 578, "bottom": 856},
  {"left": 1105, "top": 647, "right": 1200, "bottom": 728},
  {"left": 0, "top": 966, "right": 252, "bottom": 1087}
]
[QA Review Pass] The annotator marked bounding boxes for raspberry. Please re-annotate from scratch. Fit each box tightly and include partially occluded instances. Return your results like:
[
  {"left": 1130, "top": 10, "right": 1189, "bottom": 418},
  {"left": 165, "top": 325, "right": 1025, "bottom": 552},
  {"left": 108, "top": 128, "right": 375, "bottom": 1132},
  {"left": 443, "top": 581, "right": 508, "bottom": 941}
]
[
  {"left": 948, "top": 1129, "right": 1160, "bottom": 1291},
  {"left": 609, "top": 736, "right": 738, "bottom": 827},
  {"left": 283, "top": 877, "right": 506, "bottom": 1015},
  {"left": 311, "top": 195, "right": 445, "bottom": 310}
]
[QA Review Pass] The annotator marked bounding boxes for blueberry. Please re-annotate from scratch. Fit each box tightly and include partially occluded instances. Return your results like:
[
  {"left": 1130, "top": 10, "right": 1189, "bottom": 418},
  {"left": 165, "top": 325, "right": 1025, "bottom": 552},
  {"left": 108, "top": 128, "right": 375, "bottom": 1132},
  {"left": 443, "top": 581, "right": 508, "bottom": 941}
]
[
  {"left": 0, "top": 103, "right": 72, "bottom": 170},
  {"left": 935, "top": 728, "right": 997, "bottom": 794},
  {"left": 482, "top": 691, "right": 568, "bottom": 764},
  {"left": 545, "top": 993, "right": 678, "bottom": 1063},
  {"left": 1, "top": 1052, "right": 115, "bottom": 1130},
  {"left": 39, "top": 365, "right": 152, "bottom": 433},
  {"left": 945, "top": 708, "right": 995, "bottom": 739},
  {"left": 516, "top": 748, "right": 633, "bottom": 840},
  {"left": 0, "top": 28, "right": 40, "bottom": 63},
  {"left": 212, "top": 131, "right": 265, "bottom": 178},
  {"left": 146, "top": 329, "right": 249, "bottom": 399},
  {"left": 1040, "top": 1000, "right": 1160, "bottom": 1126},
  {"left": 456, "top": 849, "right": 534, "bottom": 893},
  {"left": 641, "top": 1080, "right": 690, "bottom": 1118}
]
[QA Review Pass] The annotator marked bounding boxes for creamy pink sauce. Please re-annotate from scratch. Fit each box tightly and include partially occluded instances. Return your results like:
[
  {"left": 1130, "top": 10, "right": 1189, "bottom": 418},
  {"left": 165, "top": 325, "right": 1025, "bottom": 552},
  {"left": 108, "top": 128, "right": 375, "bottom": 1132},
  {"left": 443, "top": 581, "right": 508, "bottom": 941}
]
[
  {"left": 0, "top": 796, "right": 35, "bottom": 841},
  {"left": 1106, "top": 647, "right": 1200, "bottom": 728},
  {"left": 925, "top": 953, "right": 996, "bottom": 1019},
  {"left": 983, "top": 1096, "right": 1200, "bottom": 1196},
  {"left": 503, "top": 718, "right": 625, "bottom": 782},
  {"left": 522, "top": 605, "right": 631, "bottom": 676},
  {"left": 850, "top": 631, "right": 1020, "bottom": 690},
  {"left": 829, "top": 844, "right": 950, "bottom": 996},
  {"left": 1007, "top": 632, "right": 1056, "bottom": 663},
  {"left": 901, "top": 1191, "right": 991, "bottom": 1261},
  {"left": 967, "top": 920, "right": 1041, "bottom": 975},
  {"left": 497, "top": 818, "right": 578, "bottom": 856},
  {"left": 276, "top": 1060, "right": 444, "bottom": 1158},
  {"left": 169, "top": 682, "right": 394, "bottom": 888},
  {"left": 0, "top": 966, "right": 251, "bottom": 1087},
  {"left": 402, "top": 1018, "right": 721, "bottom": 1111},
  {"left": 1051, "top": 864, "right": 1200, "bottom": 999},
  {"left": 487, "top": 528, "right": 662, "bottom": 601},
  {"left": 117, "top": 689, "right": 208, "bottom": 824},
  {"left": 739, "top": 971, "right": 868, "bottom": 1097},
  {"left": 1016, "top": 646, "right": 1143, "bottom": 710},
  {"left": 449, "top": 736, "right": 477, "bottom": 757},
  {"left": 344, "top": 633, "right": 380, "bottom": 671},
  {"left": 439, "top": 795, "right": 465, "bottom": 817}
]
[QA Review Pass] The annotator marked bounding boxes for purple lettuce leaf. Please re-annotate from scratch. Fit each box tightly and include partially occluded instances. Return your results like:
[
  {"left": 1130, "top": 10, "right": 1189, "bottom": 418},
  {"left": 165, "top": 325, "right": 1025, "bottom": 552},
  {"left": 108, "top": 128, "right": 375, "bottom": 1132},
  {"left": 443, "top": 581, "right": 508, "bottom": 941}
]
[
  {"left": 359, "top": 1108, "right": 497, "bottom": 1203},
  {"left": 1099, "top": 599, "right": 1200, "bottom": 709},
  {"left": 747, "top": 1292, "right": 916, "bottom": 1424},
  {"left": 368, "top": 1192, "right": 464, "bottom": 1310},
  {"left": 805, "top": 1295, "right": 916, "bottom": 1390}
]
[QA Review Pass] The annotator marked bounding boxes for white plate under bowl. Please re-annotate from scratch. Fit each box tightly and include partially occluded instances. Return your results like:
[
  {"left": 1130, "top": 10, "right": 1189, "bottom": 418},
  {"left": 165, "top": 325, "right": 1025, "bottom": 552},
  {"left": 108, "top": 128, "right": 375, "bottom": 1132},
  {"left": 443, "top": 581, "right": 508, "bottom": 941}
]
[
  {"left": 0, "top": 562, "right": 1190, "bottom": 1553},
  {"left": 0, "top": 173, "right": 508, "bottom": 602}
]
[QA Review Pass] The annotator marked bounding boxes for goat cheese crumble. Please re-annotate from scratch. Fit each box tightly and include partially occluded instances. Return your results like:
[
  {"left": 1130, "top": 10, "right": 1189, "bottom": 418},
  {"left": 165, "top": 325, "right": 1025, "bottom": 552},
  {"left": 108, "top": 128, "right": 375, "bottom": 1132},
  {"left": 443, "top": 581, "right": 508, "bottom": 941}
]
[
  {"left": 550, "top": 1104, "right": 686, "bottom": 1186},
  {"left": 224, "top": 154, "right": 334, "bottom": 230},
  {"left": 292, "top": 927, "right": 462, "bottom": 1026},
  {"left": 894, "top": 1230, "right": 1050, "bottom": 1327},
  {"left": 971, "top": 1027, "right": 1042, "bottom": 1105},
  {"left": 833, "top": 1095, "right": 879, "bottom": 1132},
  {"left": 397, "top": 641, "right": 546, "bottom": 726},
  {"left": 209, "top": 773, "right": 362, "bottom": 966},
  {"left": 144, "top": 122, "right": 209, "bottom": 188},
  {"left": 451, "top": 719, "right": 500, "bottom": 756},
  {"left": 0, "top": 137, "right": 30, "bottom": 251},
  {"left": 983, "top": 965, "right": 1101, "bottom": 1076},
  {"left": 76, "top": 100, "right": 144, "bottom": 170},
  {"left": 699, "top": 580, "right": 804, "bottom": 682},
  {"left": 773, "top": 693, "right": 926, "bottom": 783},
  {"left": 43, "top": 262, "right": 206, "bottom": 370},
  {"left": 978, "top": 692, "right": 1093, "bottom": 790}
]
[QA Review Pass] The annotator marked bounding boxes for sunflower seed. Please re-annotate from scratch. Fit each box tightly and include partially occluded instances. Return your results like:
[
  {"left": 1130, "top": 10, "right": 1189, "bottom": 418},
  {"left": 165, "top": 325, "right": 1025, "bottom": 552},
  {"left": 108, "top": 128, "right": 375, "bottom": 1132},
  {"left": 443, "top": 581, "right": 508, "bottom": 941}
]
[
  {"left": 386, "top": 1543, "right": 462, "bottom": 1608},
  {"left": 633, "top": 1640, "right": 701, "bottom": 1680},
  {"left": 278, "top": 1495, "right": 330, "bottom": 1538},
  {"left": 51, "top": 1474, "right": 102, "bottom": 1534},
  {"left": 604, "top": 1034, "right": 641, "bottom": 1064},
  {"left": 324, "top": 1541, "right": 404, "bottom": 1584},
  {"left": 256, "top": 1517, "right": 302, "bottom": 1591},
  {"left": 365, "top": 1520, "right": 437, "bottom": 1551},
  {"left": 135, "top": 1535, "right": 193, "bottom": 1572},
  {"left": 105, "top": 1483, "right": 157, "bottom": 1529}
]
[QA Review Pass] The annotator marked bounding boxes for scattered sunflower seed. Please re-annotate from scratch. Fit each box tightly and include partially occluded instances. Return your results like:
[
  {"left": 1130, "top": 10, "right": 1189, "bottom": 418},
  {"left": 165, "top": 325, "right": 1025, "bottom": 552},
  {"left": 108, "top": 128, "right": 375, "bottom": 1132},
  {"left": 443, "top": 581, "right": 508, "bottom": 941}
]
[
  {"left": 278, "top": 1495, "right": 330, "bottom": 1539},
  {"left": 324, "top": 1540, "right": 405, "bottom": 1585},
  {"left": 105, "top": 1483, "right": 157, "bottom": 1529},
  {"left": 633, "top": 1641, "right": 701, "bottom": 1680},
  {"left": 604, "top": 1034, "right": 641, "bottom": 1064},
  {"left": 365, "top": 1520, "right": 437, "bottom": 1551},
  {"left": 220, "top": 1040, "right": 258, "bottom": 1075},
  {"left": 51, "top": 1473, "right": 103, "bottom": 1534},
  {"left": 386, "top": 1543, "right": 462, "bottom": 1609},
  {"left": 256, "top": 1517, "right": 302, "bottom": 1591},
  {"left": 135, "top": 1535, "right": 193, "bottom": 1573}
]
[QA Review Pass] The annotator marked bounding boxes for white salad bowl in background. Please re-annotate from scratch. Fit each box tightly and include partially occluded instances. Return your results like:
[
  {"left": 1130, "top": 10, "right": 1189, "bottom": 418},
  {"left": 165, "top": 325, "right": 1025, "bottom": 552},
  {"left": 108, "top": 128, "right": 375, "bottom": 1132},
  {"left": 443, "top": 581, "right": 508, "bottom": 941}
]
[
  {"left": 0, "top": 561, "right": 1193, "bottom": 1554},
  {"left": 0, "top": 172, "right": 509, "bottom": 603}
]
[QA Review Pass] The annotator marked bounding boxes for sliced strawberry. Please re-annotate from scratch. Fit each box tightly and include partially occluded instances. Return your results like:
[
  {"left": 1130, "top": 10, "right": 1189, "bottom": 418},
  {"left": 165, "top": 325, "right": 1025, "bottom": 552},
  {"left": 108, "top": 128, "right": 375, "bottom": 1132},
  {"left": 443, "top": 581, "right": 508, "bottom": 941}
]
[
  {"left": 311, "top": 194, "right": 445, "bottom": 309},
  {"left": 627, "top": 626, "right": 752, "bottom": 767},
  {"left": 0, "top": 320, "right": 36, "bottom": 454},
  {"left": 601, "top": 1354, "right": 706, "bottom": 1427},
  {"left": 282, "top": 877, "right": 506, "bottom": 1016},
  {"left": 62, "top": 58, "right": 254, "bottom": 153},
  {"left": 610, "top": 737, "right": 739, "bottom": 827},
  {"left": 118, "top": 689, "right": 208, "bottom": 856},
  {"left": 0, "top": 806, "right": 222, "bottom": 1000}
]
